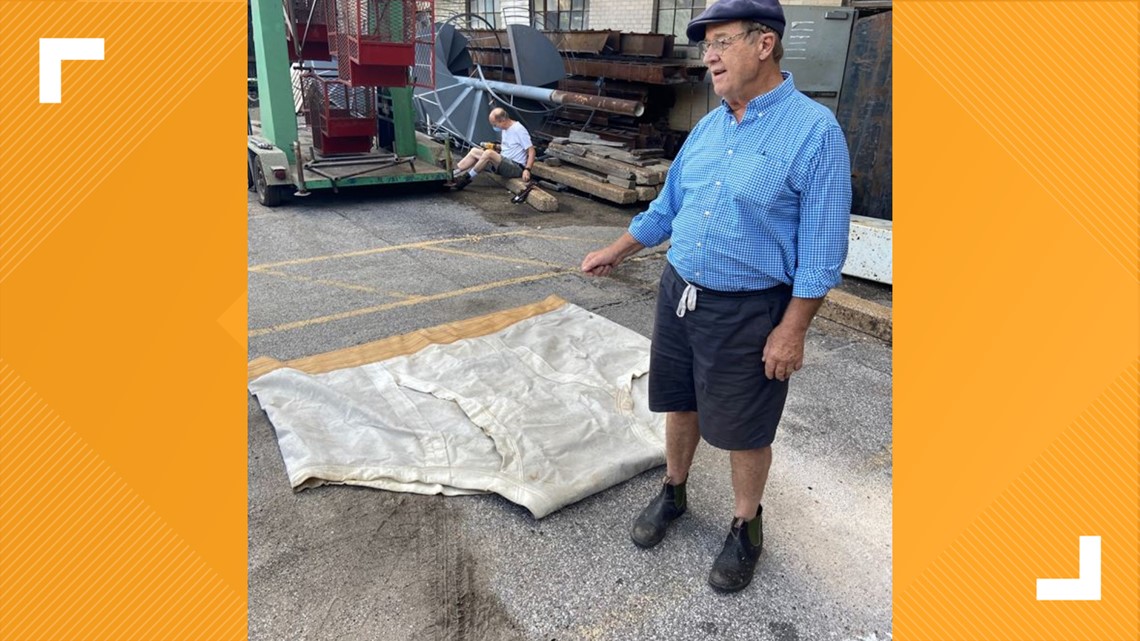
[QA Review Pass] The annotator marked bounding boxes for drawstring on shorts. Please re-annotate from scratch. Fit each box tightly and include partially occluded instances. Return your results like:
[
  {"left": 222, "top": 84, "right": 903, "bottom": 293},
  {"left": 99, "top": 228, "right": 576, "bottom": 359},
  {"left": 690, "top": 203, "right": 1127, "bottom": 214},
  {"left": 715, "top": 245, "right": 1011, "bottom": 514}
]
[{"left": 676, "top": 277, "right": 701, "bottom": 318}]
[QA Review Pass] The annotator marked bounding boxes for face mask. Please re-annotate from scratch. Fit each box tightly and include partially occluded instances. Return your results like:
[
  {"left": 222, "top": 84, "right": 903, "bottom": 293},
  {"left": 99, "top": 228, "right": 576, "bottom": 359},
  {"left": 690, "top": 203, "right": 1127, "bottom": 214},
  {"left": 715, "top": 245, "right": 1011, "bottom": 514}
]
[{"left": 492, "top": 126, "right": 502, "bottom": 133}]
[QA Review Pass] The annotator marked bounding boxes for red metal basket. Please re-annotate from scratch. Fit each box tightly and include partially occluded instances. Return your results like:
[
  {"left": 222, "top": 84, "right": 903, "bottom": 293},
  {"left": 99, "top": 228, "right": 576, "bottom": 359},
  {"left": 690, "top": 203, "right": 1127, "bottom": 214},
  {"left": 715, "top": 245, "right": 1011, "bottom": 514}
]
[
  {"left": 302, "top": 74, "right": 377, "bottom": 155},
  {"left": 329, "top": 0, "right": 424, "bottom": 86},
  {"left": 287, "top": 0, "right": 332, "bottom": 61}
]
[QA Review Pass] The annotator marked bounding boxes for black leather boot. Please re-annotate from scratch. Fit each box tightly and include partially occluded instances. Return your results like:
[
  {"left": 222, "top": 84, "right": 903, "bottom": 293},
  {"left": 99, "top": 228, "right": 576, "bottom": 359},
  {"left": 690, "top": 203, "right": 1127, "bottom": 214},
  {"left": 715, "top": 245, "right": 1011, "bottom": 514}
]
[
  {"left": 630, "top": 477, "right": 687, "bottom": 548},
  {"left": 707, "top": 505, "right": 763, "bottom": 592}
]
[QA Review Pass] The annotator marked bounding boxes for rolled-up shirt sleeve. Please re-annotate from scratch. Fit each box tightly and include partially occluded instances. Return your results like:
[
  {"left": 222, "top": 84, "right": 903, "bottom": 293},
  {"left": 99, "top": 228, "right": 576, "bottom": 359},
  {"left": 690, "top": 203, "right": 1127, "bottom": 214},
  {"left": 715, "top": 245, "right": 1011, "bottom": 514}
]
[
  {"left": 628, "top": 135, "right": 691, "bottom": 248},
  {"left": 793, "top": 124, "right": 851, "bottom": 299}
]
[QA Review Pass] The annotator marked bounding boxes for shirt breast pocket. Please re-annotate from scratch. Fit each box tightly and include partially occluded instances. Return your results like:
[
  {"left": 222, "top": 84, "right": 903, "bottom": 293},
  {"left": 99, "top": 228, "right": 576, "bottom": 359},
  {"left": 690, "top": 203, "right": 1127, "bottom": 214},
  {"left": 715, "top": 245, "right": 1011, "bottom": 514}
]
[{"left": 734, "top": 153, "right": 793, "bottom": 217}]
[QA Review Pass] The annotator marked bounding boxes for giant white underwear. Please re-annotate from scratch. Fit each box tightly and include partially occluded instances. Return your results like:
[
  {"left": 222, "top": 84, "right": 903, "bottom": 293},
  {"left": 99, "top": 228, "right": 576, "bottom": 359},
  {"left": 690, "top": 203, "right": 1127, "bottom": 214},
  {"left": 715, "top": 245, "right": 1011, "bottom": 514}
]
[{"left": 248, "top": 297, "right": 666, "bottom": 518}]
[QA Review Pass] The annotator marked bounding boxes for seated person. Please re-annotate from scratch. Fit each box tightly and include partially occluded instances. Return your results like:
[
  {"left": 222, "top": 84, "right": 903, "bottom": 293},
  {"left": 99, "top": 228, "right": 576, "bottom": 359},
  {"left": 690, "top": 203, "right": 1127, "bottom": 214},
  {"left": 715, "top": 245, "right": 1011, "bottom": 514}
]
[{"left": 452, "top": 107, "right": 535, "bottom": 189}]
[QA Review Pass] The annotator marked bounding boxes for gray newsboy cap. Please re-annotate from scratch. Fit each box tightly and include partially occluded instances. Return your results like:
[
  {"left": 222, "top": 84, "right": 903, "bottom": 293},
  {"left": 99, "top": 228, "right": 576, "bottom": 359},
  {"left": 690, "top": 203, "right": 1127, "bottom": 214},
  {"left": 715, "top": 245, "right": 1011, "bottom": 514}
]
[{"left": 686, "top": 0, "right": 786, "bottom": 42}]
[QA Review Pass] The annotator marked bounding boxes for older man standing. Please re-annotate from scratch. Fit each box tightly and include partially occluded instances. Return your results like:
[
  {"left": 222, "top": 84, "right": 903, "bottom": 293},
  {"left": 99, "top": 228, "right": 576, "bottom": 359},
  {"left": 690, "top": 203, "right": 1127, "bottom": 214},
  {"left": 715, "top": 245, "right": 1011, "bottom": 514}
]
[
  {"left": 452, "top": 107, "right": 536, "bottom": 189},
  {"left": 581, "top": 0, "right": 851, "bottom": 592}
]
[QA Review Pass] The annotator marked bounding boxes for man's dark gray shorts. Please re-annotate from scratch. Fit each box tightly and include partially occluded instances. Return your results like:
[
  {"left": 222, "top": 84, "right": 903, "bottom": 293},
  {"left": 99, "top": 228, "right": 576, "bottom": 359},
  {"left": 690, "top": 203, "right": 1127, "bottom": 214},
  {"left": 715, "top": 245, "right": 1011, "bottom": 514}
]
[
  {"left": 649, "top": 262, "right": 793, "bottom": 450},
  {"left": 496, "top": 157, "right": 524, "bottom": 179}
]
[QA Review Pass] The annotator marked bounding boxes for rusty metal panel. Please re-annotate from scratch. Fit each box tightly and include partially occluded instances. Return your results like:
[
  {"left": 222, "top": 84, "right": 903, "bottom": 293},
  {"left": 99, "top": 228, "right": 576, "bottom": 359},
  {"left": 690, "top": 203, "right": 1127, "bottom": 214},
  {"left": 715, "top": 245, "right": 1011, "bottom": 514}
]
[
  {"left": 618, "top": 33, "right": 675, "bottom": 58},
  {"left": 563, "top": 59, "right": 703, "bottom": 84},
  {"left": 547, "top": 30, "right": 616, "bottom": 54},
  {"left": 836, "top": 9, "right": 892, "bottom": 220}
]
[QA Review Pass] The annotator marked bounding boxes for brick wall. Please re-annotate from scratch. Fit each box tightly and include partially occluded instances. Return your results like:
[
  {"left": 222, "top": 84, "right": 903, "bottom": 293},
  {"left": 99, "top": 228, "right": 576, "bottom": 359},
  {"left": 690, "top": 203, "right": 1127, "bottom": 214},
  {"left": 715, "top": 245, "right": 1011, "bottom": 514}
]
[{"left": 588, "top": 0, "right": 654, "bottom": 32}]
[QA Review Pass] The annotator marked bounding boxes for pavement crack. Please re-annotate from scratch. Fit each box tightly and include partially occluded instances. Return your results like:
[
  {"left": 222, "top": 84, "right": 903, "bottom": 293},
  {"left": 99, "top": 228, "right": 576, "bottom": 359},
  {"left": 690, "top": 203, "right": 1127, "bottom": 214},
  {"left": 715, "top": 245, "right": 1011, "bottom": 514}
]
[{"left": 587, "top": 295, "right": 657, "bottom": 314}]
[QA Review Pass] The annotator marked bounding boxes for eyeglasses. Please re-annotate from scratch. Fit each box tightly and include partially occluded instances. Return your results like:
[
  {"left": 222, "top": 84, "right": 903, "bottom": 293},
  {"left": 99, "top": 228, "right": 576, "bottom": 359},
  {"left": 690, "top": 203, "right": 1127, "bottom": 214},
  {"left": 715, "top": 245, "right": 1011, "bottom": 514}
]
[{"left": 697, "top": 29, "right": 758, "bottom": 56}]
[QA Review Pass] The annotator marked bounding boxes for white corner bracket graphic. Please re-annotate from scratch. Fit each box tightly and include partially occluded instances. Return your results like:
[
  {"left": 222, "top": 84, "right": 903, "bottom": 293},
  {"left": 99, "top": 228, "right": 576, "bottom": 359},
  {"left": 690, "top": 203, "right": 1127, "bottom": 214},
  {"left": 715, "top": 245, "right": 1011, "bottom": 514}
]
[
  {"left": 40, "top": 38, "right": 104, "bottom": 104},
  {"left": 1036, "top": 536, "right": 1101, "bottom": 601}
]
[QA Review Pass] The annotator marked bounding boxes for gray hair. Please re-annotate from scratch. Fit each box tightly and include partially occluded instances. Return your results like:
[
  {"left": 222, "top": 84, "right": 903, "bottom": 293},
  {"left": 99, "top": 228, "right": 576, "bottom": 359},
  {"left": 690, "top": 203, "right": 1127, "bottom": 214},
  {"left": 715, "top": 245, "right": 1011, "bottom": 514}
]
[{"left": 746, "top": 21, "right": 783, "bottom": 63}]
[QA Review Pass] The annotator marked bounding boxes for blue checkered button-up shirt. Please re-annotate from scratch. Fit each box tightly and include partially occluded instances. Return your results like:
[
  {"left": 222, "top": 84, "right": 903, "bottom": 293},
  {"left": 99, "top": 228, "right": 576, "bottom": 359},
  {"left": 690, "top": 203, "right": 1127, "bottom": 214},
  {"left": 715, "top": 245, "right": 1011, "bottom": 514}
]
[{"left": 629, "top": 72, "right": 851, "bottom": 298}]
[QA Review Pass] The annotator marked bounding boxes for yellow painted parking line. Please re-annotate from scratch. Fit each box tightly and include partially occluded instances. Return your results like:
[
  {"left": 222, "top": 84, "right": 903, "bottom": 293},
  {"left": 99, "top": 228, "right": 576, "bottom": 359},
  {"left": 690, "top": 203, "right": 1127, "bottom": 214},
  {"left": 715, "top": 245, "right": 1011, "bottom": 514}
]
[
  {"left": 417, "top": 245, "right": 563, "bottom": 269},
  {"left": 248, "top": 230, "right": 532, "bottom": 272},
  {"left": 253, "top": 268, "right": 379, "bottom": 293},
  {"left": 249, "top": 269, "right": 574, "bottom": 338}
]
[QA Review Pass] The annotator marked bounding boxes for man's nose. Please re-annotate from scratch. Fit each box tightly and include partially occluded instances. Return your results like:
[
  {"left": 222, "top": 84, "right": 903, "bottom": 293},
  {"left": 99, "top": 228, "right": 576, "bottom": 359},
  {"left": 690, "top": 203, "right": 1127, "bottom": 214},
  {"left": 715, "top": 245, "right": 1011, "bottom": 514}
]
[{"left": 702, "top": 47, "right": 719, "bottom": 64}]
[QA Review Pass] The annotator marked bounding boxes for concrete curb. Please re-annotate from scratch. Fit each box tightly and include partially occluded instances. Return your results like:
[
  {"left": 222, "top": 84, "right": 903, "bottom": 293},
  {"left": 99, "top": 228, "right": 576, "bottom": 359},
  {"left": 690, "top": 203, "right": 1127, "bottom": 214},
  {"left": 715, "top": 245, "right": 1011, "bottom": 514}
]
[{"left": 820, "top": 289, "right": 892, "bottom": 343}]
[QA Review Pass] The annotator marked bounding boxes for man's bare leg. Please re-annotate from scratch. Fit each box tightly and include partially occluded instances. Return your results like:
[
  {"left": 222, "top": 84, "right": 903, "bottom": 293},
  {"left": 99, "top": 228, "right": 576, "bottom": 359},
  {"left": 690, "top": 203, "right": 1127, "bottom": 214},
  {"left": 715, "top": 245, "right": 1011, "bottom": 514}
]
[
  {"left": 665, "top": 410, "right": 700, "bottom": 484},
  {"left": 729, "top": 447, "right": 771, "bottom": 519},
  {"left": 453, "top": 148, "right": 484, "bottom": 173},
  {"left": 707, "top": 445, "right": 771, "bottom": 592},
  {"left": 471, "top": 149, "right": 501, "bottom": 174},
  {"left": 631, "top": 411, "right": 699, "bottom": 548}
]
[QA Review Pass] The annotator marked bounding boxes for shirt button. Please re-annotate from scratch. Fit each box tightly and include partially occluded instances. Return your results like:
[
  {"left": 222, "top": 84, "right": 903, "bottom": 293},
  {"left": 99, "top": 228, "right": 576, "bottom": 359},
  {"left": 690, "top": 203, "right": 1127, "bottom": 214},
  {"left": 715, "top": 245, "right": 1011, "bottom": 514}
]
[
  {"left": 696, "top": 242, "right": 702, "bottom": 247},
  {"left": 715, "top": 181, "right": 721, "bottom": 187},
  {"left": 727, "top": 149, "right": 733, "bottom": 155},
  {"left": 704, "top": 211, "right": 711, "bottom": 217},
  {"left": 695, "top": 271, "right": 701, "bottom": 276}
]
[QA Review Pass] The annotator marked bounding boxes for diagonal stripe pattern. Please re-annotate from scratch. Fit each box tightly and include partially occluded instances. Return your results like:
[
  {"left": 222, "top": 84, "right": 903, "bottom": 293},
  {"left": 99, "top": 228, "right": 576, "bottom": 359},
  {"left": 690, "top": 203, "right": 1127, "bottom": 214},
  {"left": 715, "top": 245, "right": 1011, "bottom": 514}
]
[
  {"left": 893, "top": 1, "right": 1138, "bottom": 639},
  {"left": 0, "top": 361, "right": 247, "bottom": 640},
  {"left": 895, "top": 362, "right": 1139, "bottom": 640},
  {"left": 895, "top": 1, "right": 1138, "bottom": 280},
  {"left": 0, "top": 1, "right": 246, "bottom": 283},
  {"left": 0, "top": 1, "right": 248, "bottom": 638}
]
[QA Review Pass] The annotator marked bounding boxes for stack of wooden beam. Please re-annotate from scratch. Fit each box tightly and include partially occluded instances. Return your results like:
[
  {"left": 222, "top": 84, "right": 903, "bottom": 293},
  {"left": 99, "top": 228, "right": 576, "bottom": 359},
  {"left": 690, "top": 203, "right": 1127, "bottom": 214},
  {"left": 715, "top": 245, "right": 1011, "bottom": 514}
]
[{"left": 532, "top": 131, "right": 673, "bottom": 205}]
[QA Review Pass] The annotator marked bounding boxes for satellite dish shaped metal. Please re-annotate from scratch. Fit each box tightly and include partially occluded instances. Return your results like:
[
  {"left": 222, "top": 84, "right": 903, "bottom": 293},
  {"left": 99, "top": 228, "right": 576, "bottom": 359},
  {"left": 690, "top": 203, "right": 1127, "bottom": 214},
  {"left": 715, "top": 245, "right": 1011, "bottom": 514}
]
[
  {"left": 414, "top": 20, "right": 644, "bottom": 149},
  {"left": 507, "top": 24, "right": 565, "bottom": 88},
  {"left": 437, "top": 23, "right": 472, "bottom": 74},
  {"left": 503, "top": 24, "right": 565, "bottom": 134}
]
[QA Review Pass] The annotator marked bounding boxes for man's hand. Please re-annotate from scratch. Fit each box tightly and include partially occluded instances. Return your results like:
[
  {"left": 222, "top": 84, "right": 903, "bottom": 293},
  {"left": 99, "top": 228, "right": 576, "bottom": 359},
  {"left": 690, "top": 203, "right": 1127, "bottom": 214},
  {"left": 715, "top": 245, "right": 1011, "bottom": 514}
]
[
  {"left": 581, "top": 246, "right": 623, "bottom": 277},
  {"left": 581, "top": 232, "right": 645, "bottom": 278},
  {"left": 762, "top": 323, "right": 806, "bottom": 381},
  {"left": 761, "top": 296, "right": 824, "bottom": 381}
]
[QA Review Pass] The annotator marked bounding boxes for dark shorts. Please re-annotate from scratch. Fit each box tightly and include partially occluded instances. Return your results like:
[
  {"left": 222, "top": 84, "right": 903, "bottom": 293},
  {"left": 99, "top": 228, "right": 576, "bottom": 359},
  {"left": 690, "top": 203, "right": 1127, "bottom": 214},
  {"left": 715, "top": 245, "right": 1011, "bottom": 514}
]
[
  {"left": 496, "top": 156, "right": 524, "bottom": 179},
  {"left": 648, "top": 262, "right": 793, "bottom": 450}
]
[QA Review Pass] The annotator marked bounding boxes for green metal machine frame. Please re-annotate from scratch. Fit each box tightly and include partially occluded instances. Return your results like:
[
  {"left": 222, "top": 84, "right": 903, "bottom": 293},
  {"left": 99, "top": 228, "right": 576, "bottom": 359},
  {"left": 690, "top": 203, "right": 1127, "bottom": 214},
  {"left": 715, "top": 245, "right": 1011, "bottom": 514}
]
[{"left": 247, "top": 0, "right": 449, "bottom": 206}]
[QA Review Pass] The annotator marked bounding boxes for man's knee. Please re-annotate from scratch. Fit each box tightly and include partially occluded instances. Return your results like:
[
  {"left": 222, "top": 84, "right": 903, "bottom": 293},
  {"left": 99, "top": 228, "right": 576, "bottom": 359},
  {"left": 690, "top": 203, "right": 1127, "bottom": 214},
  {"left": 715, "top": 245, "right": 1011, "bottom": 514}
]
[{"left": 667, "top": 411, "right": 699, "bottom": 430}]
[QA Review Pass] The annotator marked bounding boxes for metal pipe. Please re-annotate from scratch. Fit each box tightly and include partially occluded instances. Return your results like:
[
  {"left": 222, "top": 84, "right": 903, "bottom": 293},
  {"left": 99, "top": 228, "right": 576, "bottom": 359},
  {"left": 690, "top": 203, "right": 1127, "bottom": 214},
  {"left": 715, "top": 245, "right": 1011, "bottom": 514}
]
[
  {"left": 451, "top": 77, "right": 645, "bottom": 117},
  {"left": 292, "top": 140, "right": 310, "bottom": 197}
]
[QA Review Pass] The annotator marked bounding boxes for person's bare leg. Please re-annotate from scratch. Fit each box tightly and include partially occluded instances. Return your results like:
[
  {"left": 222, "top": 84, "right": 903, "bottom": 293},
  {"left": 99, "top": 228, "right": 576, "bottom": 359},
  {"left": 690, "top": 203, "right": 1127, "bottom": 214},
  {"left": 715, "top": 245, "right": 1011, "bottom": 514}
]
[
  {"left": 665, "top": 411, "right": 700, "bottom": 484},
  {"left": 729, "top": 446, "right": 771, "bottom": 519},
  {"left": 631, "top": 410, "right": 699, "bottom": 548},
  {"left": 706, "top": 446, "right": 771, "bottom": 592},
  {"left": 471, "top": 150, "right": 501, "bottom": 174},
  {"left": 454, "top": 148, "right": 483, "bottom": 173}
]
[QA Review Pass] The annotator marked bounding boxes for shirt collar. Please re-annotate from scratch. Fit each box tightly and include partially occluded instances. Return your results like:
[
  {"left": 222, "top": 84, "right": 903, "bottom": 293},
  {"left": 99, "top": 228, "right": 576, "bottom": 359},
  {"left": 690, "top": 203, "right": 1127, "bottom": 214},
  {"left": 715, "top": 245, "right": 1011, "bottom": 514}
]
[{"left": 720, "top": 71, "right": 795, "bottom": 120}]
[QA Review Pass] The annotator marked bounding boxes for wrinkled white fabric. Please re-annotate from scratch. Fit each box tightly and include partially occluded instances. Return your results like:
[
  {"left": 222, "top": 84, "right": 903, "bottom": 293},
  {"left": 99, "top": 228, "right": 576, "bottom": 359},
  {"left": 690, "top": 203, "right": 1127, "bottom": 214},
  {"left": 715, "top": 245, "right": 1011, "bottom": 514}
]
[{"left": 249, "top": 304, "right": 666, "bottom": 518}]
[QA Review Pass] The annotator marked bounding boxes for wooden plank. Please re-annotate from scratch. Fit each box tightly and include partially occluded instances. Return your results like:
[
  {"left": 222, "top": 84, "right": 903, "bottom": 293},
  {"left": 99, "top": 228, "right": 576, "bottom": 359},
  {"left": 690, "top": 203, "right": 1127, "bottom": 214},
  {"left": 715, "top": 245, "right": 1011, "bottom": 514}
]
[
  {"left": 636, "top": 185, "right": 658, "bottom": 201},
  {"left": 568, "top": 130, "right": 627, "bottom": 147},
  {"left": 580, "top": 149, "right": 666, "bottom": 185},
  {"left": 531, "top": 162, "right": 638, "bottom": 204},
  {"left": 586, "top": 146, "right": 655, "bottom": 166},
  {"left": 607, "top": 176, "right": 637, "bottom": 189},
  {"left": 488, "top": 174, "right": 559, "bottom": 212},
  {"left": 547, "top": 147, "right": 635, "bottom": 179},
  {"left": 549, "top": 142, "right": 586, "bottom": 157}
]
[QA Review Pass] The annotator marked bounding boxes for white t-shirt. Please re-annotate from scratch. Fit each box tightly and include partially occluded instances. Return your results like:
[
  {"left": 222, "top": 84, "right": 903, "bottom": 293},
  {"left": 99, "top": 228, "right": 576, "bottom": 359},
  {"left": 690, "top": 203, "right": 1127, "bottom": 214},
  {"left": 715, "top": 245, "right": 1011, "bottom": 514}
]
[{"left": 500, "top": 122, "right": 533, "bottom": 165}]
